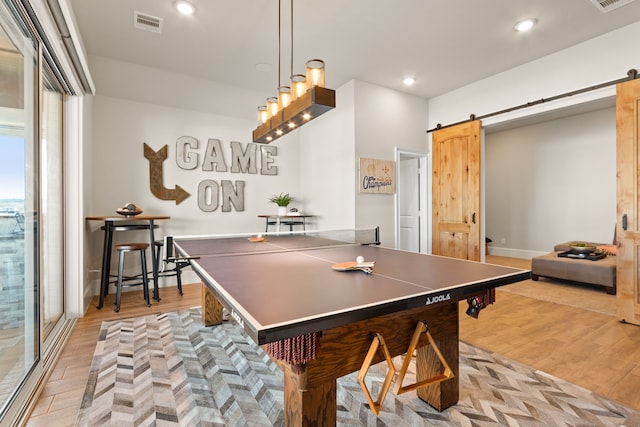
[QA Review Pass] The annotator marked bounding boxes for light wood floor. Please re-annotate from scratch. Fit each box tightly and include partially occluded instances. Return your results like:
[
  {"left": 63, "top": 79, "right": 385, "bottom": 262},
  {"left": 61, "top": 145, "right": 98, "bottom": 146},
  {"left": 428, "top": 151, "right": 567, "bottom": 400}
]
[
  {"left": 25, "top": 286, "right": 202, "bottom": 426},
  {"left": 25, "top": 256, "right": 640, "bottom": 426}
]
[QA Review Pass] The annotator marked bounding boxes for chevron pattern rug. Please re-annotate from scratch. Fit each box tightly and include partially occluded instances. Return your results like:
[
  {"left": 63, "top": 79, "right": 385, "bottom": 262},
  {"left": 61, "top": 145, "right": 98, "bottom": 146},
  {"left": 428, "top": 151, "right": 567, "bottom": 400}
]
[{"left": 77, "top": 307, "right": 640, "bottom": 426}]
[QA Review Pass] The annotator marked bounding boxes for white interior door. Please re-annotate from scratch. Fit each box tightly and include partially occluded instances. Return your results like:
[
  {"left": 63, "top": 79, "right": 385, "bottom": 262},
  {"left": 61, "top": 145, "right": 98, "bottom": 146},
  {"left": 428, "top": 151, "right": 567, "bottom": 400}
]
[
  {"left": 396, "top": 149, "right": 428, "bottom": 253},
  {"left": 399, "top": 157, "right": 420, "bottom": 251}
]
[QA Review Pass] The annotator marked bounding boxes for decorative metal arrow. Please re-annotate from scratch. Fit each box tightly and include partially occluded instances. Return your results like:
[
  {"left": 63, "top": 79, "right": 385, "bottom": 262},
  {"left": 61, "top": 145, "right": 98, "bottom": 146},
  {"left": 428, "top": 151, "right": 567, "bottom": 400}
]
[{"left": 143, "top": 143, "right": 190, "bottom": 205}]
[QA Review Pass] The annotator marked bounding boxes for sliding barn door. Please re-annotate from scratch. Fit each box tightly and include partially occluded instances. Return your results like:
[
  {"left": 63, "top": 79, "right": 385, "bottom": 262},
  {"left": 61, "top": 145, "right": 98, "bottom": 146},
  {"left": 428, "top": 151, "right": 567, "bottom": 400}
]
[
  {"left": 431, "top": 121, "right": 481, "bottom": 261},
  {"left": 616, "top": 79, "right": 640, "bottom": 325}
]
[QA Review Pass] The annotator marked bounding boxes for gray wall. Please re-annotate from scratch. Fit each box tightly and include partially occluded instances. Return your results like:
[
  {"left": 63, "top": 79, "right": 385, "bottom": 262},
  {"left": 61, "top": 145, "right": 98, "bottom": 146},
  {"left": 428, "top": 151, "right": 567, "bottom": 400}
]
[{"left": 485, "top": 107, "right": 616, "bottom": 257}]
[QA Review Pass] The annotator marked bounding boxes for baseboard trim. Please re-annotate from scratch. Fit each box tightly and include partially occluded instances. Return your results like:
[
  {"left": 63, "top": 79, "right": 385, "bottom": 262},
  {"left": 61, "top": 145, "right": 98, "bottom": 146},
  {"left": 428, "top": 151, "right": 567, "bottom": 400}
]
[{"left": 488, "top": 247, "right": 546, "bottom": 259}]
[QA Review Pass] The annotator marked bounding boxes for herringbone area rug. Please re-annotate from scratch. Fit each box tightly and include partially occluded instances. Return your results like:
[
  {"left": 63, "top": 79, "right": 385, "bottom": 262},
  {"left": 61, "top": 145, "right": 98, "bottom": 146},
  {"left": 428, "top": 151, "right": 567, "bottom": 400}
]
[{"left": 77, "top": 307, "right": 640, "bottom": 426}]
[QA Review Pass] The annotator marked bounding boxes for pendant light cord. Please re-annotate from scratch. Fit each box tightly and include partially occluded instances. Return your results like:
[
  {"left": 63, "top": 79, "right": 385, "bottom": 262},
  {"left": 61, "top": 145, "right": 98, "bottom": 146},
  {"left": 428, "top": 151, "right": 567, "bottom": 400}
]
[
  {"left": 276, "top": 0, "right": 282, "bottom": 91},
  {"left": 278, "top": 0, "right": 281, "bottom": 87},
  {"left": 277, "top": 0, "right": 294, "bottom": 86},
  {"left": 290, "top": 0, "right": 294, "bottom": 78}
]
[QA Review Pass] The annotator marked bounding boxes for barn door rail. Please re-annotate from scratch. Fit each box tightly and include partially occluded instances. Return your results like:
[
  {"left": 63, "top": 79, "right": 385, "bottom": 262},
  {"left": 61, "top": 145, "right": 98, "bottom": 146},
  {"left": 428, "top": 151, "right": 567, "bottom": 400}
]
[{"left": 427, "top": 69, "right": 638, "bottom": 134}]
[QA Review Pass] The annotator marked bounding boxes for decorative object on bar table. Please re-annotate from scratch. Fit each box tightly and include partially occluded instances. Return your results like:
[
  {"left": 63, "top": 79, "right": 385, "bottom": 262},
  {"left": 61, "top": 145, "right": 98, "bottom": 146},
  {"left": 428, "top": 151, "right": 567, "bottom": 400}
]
[
  {"left": 268, "top": 193, "right": 293, "bottom": 216},
  {"left": 116, "top": 203, "right": 143, "bottom": 217},
  {"left": 252, "top": 0, "right": 335, "bottom": 144}
]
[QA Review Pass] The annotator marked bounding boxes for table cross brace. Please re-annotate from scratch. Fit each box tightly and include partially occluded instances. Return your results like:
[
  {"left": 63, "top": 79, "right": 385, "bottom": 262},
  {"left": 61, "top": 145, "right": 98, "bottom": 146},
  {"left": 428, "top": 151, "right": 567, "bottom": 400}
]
[
  {"left": 357, "top": 333, "right": 396, "bottom": 416},
  {"left": 394, "top": 320, "right": 455, "bottom": 395}
]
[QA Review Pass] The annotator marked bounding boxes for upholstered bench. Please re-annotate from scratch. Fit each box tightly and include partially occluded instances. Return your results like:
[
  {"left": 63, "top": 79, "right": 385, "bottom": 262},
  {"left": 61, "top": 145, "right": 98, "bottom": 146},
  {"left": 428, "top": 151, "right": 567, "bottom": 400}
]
[{"left": 531, "top": 242, "right": 616, "bottom": 295}]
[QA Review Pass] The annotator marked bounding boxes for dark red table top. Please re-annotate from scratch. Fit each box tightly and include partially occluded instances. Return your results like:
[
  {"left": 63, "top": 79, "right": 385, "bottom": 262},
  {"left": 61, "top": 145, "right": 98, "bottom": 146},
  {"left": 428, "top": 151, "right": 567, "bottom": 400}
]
[{"left": 174, "top": 233, "right": 530, "bottom": 344}]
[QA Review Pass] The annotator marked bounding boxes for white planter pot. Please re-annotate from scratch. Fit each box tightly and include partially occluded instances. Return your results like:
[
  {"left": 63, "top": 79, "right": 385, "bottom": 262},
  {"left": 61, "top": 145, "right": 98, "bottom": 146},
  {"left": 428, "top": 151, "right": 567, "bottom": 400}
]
[{"left": 278, "top": 206, "right": 288, "bottom": 216}]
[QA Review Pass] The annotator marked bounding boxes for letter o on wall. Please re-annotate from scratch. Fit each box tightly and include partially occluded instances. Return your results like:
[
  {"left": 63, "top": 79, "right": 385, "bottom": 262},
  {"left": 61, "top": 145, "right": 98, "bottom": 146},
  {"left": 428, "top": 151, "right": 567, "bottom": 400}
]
[{"left": 198, "top": 179, "right": 219, "bottom": 212}]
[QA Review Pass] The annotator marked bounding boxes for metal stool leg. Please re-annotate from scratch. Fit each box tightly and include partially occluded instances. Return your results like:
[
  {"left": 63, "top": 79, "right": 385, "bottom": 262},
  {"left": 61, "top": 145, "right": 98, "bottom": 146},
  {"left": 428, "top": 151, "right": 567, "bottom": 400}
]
[
  {"left": 154, "top": 241, "right": 162, "bottom": 279},
  {"left": 175, "top": 263, "right": 184, "bottom": 295},
  {"left": 140, "top": 249, "right": 151, "bottom": 307},
  {"left": 115, "top": 249, "right": 126, "bottom": 312}
]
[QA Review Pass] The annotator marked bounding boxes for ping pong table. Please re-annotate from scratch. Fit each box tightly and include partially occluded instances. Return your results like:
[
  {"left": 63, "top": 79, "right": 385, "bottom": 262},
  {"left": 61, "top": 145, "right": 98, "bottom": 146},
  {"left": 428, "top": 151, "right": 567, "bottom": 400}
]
[{"left": 174, "top": 230, "right": 530, "bottom": 426}]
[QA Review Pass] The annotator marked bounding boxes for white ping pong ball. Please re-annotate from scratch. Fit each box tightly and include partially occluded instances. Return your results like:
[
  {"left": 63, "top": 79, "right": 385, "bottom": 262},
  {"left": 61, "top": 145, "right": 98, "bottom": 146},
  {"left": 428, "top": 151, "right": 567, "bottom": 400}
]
[
  {"left": 356, "top": 256, "right": 365, "bottom": 264},
  {"left": 257, "top": 234, "right": 262, "bottom": 238}
]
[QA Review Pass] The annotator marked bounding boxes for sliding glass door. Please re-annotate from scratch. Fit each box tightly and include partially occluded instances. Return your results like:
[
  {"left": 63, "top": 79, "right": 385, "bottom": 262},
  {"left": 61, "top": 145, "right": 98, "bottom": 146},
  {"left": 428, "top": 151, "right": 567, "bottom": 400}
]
[
  {"left": 41, "top": 71, "right": 64, "bottom": 339},
  {"left": 0, "top": 1, "right": 39, "bottom": 415}
]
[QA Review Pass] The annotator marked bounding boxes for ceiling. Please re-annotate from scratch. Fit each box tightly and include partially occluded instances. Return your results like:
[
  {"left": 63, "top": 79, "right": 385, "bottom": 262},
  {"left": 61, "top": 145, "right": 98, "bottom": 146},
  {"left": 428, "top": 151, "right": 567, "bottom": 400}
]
[{"left": 69, "top": 0, "right": 640, "bottom": 102}]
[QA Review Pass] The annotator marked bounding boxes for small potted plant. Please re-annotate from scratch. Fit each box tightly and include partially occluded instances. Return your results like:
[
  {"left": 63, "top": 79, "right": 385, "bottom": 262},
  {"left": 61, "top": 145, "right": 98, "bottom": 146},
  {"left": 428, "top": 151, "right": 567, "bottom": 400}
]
[{"left": 269, "top": 193, "right": 293, "bottom": 216}]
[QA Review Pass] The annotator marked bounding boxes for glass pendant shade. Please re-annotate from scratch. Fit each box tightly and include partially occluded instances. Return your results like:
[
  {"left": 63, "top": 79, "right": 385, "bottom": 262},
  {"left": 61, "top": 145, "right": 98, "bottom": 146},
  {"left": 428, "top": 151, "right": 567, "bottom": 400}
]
[
  {"left": 290, "top": 74, "right": 307, "bottom": 100},
  {"left": 278, "top": 86, "right": 291, "bottom": 110},
  {"left": 251, "top": 4, "right": 336, "bottom": 143},
  {"left": 305, "top": 59, "right": 325, "bottom": 88},
  {"left": 266, "top": 97, "right": 279, "bottom": 118},
  {"left": 257, "top": 106, "right": 268, "bottom": 124}
]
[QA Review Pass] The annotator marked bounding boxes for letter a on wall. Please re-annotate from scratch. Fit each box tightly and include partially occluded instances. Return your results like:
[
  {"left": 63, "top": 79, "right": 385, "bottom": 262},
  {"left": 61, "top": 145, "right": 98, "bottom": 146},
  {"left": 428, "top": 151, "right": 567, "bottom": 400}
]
[{"left": 143, "top": 143, "right": 191, "bottom": 204}]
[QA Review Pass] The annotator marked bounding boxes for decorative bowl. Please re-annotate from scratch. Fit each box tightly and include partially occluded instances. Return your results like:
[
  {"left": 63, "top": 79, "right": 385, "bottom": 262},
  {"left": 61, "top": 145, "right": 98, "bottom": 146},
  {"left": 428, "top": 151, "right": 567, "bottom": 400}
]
[
  {"left": 116, "top": 203, "right": 143, "bottom": 217},
  {"left": 570, "top": 243, "right": 596, "bottom": 254}
]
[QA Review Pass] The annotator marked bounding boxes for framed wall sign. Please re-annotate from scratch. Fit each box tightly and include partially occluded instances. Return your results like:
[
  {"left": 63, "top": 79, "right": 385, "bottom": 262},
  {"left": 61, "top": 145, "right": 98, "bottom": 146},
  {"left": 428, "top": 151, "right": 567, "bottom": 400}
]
[{"left": 359, "top": 157, "right": 396, "bottom": 194}]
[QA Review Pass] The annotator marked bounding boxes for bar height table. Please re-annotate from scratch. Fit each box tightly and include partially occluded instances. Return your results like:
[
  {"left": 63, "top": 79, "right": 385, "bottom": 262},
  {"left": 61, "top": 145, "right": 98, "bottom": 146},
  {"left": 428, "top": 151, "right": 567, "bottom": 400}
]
[{"left": 86, "top": 215, "right": 170, "bottom": 309}]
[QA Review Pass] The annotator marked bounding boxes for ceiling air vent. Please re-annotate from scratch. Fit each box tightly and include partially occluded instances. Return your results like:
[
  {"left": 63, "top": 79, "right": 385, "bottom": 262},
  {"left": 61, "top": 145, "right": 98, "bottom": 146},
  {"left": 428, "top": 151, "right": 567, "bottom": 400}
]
[
  {"left": 134, "top": 11, "right": 163, "bottom": 34},
  {"left": 589, "top": 0, "right": 637, "bottom": 12}
]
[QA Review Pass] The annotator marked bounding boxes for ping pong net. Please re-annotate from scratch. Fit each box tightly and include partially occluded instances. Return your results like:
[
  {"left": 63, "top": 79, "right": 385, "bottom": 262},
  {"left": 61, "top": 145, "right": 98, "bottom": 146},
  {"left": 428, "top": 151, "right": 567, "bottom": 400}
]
[
  {"left": 254, "top": 226, "right": 380, "bottom": 246},
  {"left": 270, "top": 226, "right": 381, "bottom": 246},
  {"left": 173, "top": 226, "right": 381, "bottom": 259},
  {"left": 255, "top": 226, "right": 381, "bottom": 247}
]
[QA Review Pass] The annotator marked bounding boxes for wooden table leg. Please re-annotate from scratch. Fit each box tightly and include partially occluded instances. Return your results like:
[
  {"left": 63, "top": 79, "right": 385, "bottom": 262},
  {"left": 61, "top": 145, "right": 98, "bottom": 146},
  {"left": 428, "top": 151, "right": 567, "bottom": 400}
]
[
  {"left": 415, "top": 302, "right": 459, "bottom": 410},
  {"left": 201, "top": 285, "right": 223, "bottom": 326},
  {"left": 270, "top": 302, "right": 459, "bottom": 425},
  {"left": 283, "top": 366, "right": 336, "bottom": 427}
]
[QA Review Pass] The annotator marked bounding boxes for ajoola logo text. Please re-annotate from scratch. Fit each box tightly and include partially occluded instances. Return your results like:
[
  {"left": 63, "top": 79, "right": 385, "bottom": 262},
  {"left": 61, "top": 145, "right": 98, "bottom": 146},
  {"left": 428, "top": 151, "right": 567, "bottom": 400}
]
[
  {"left": 231, "top": 309, "right": 245, "bottom": 328},
  {"left": 425, "top": 293, "right": 451, "bottom": 305}
]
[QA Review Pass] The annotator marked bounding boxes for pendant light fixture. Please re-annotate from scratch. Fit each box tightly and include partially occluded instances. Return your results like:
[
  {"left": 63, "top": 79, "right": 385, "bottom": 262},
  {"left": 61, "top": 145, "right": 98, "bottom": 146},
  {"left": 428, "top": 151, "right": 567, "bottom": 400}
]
[{"left": 252, "top": 0, "right": 336, "bottom": 144}]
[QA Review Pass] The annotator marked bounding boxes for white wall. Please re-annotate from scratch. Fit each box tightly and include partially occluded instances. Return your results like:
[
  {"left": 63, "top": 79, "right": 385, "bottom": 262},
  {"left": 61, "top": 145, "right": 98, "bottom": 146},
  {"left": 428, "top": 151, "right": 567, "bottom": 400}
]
[
  {"left": 88, "top": 55, "right": 258, "bottom": 121},
  {"left": 297, "top": 80, "right": 429, "bottom": 247},
  {"left": 353, "top": 81, "right": 429, "bottom": 246},
  {"left": 428, "top": 21, "right": 640, "bottom": 129},
  {"left": 87, "top": 57, "right": 300, "bottom": 295},
  {"left": 486, "top": 107, "right": 616, "bottom": 257},
  {"left": 90, "top": 96, "right": 299, "bottom": 231},
  {"left": 299, "top": 81, "right": 356, "bottom": 231}
]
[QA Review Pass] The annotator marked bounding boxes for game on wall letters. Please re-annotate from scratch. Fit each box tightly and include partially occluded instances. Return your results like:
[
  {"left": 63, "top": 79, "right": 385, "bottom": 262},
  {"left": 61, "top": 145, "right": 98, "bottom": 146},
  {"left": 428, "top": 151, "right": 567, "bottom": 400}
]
[{"left": 143, "top": 137, "right": 278, "bottom": 212}]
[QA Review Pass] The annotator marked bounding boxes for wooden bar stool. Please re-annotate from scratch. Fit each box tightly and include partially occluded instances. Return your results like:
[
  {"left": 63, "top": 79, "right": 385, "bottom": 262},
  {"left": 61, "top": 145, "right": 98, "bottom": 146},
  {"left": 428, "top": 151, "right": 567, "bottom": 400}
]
[{"left": 114, "top": 242, "right": 151, "bottom": 312}]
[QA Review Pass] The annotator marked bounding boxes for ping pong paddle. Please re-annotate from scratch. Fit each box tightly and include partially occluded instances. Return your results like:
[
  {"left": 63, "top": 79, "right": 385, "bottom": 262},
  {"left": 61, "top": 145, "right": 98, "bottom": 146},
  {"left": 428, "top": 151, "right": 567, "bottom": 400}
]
[
  {"left": 248, "top": 236, "right": 265, "bottom": 242},
  {"left": 332, "top": 261, "right": 375, "bottom": 274}
]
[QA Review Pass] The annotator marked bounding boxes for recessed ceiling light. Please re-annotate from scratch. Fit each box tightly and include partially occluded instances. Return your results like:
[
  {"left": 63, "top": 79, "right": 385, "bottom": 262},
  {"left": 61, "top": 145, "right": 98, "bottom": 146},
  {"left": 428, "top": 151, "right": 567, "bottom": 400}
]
[
  {"left": 403, "top": 76, "right": 416, "bottom": 86},
  {"left": 175, "top": 1, "right": 196, "bottom": 15},
  {"left": 514, "top": 18, "right": 537, "bottom": 32},
  {"left": 255, "top": 63, "right": 273, "bottom": 73}
]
